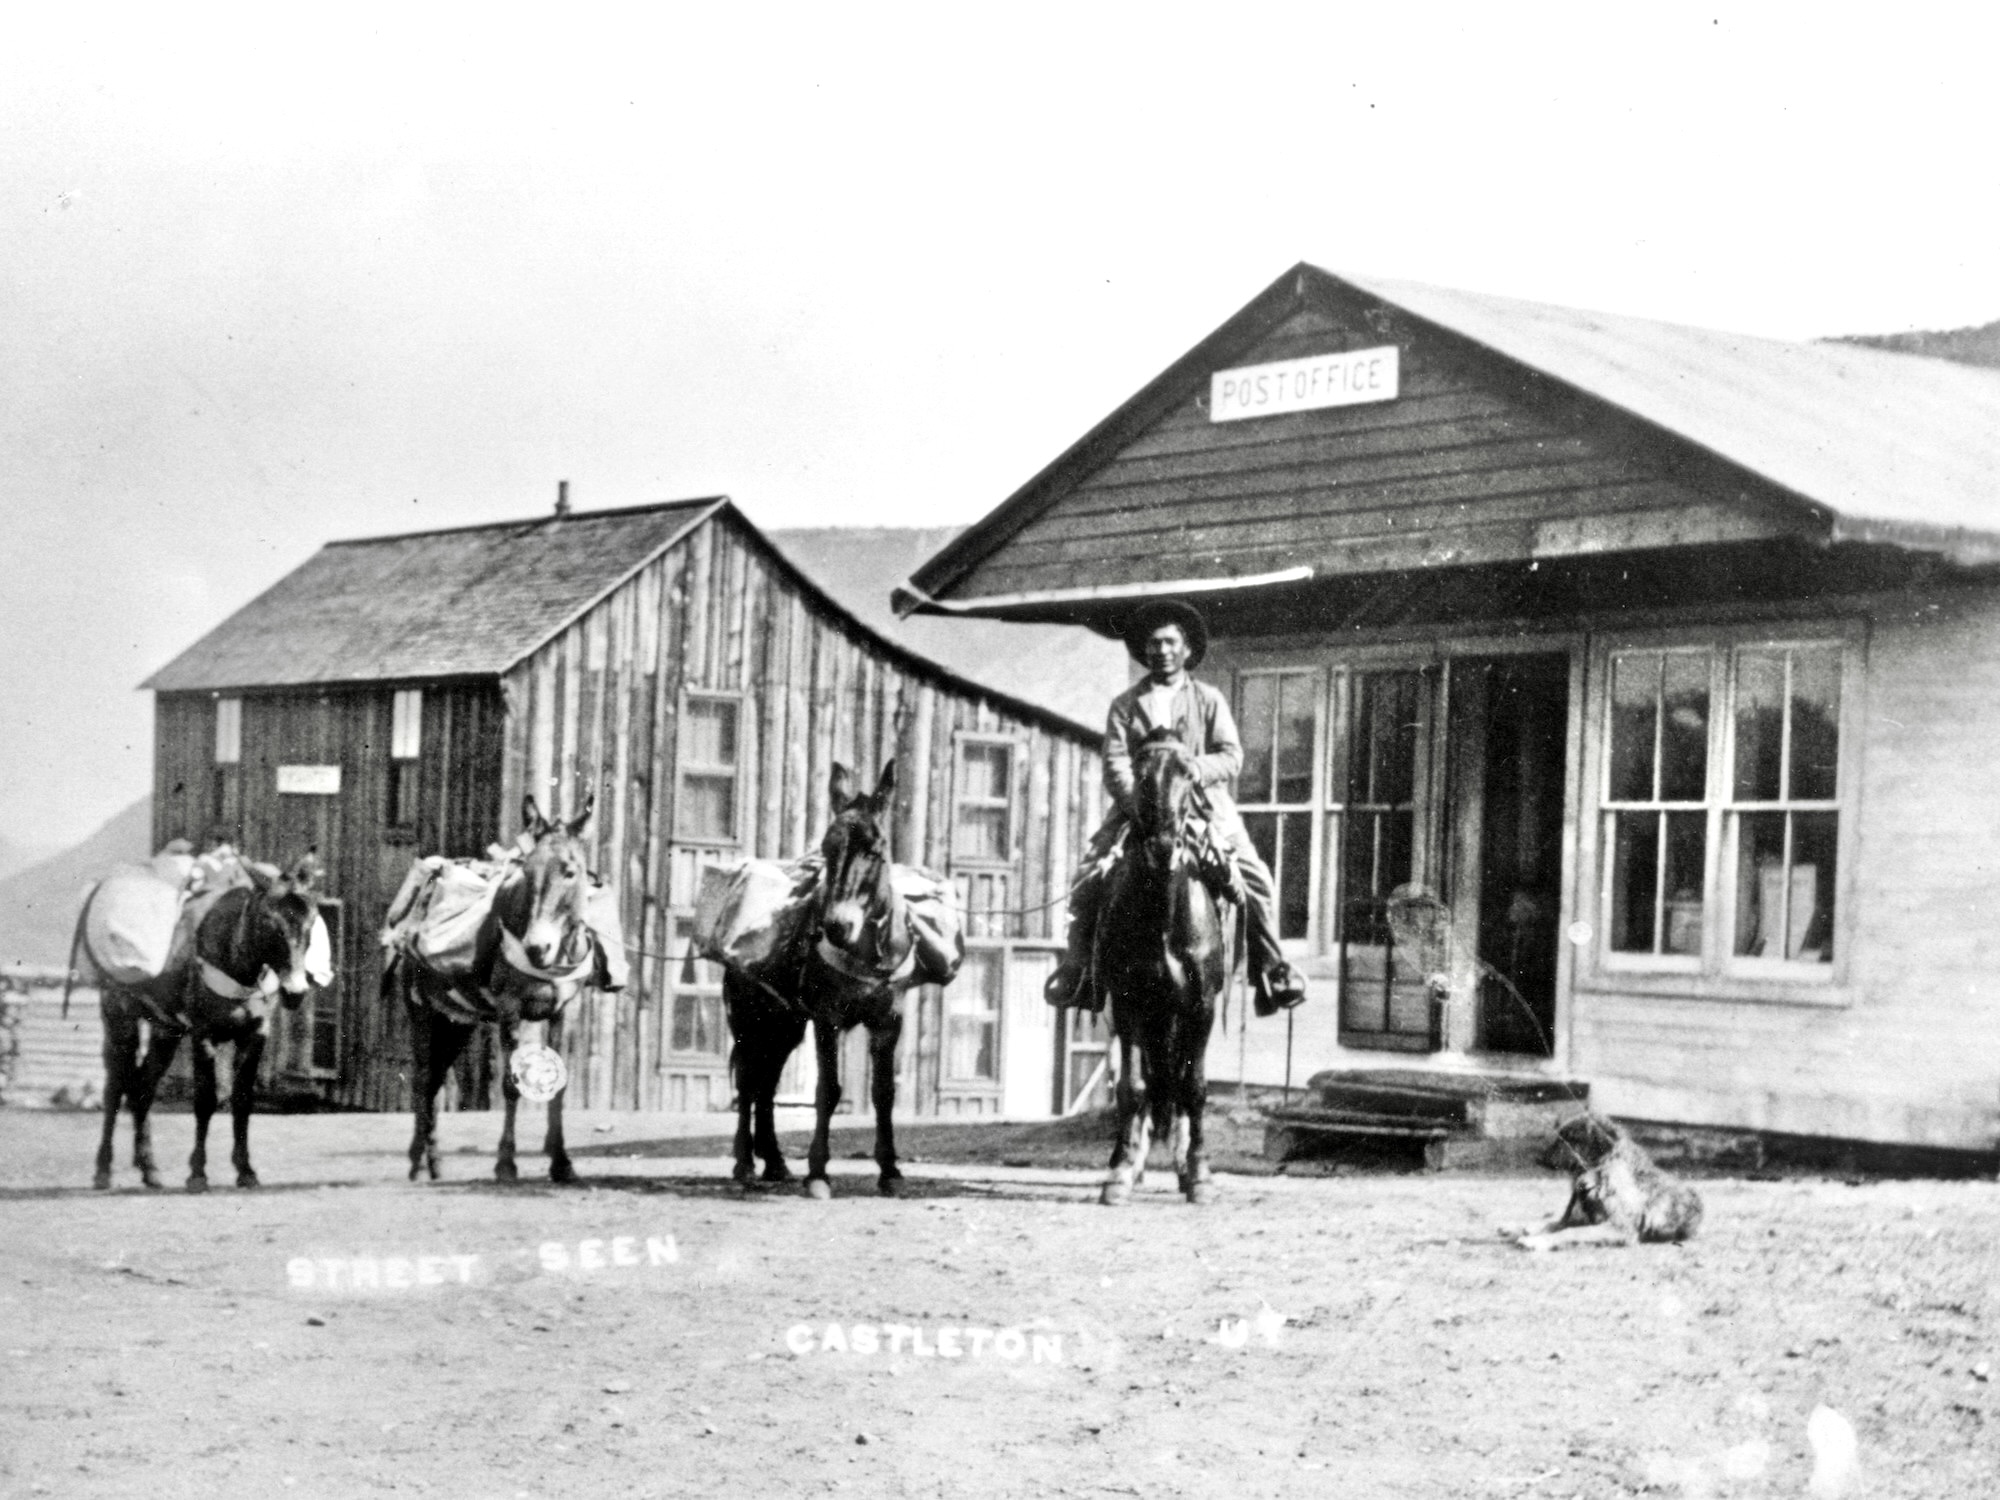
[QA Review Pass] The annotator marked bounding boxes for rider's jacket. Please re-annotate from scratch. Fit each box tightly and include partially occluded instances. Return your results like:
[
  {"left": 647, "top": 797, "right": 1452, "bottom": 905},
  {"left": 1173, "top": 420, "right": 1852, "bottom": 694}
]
[{"left": 1102, "top": 675, "right": 1244, "bottom": 820}]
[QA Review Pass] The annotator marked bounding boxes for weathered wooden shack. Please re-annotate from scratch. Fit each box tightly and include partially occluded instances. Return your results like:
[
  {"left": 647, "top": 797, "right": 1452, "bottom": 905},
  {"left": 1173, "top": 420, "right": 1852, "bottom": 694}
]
[
  {"left": 142, "top": 499, "right": 1122, "bottom": 1118},
  {"left": 899, "top": 262, "right": 2000, "bottom": 1152}
]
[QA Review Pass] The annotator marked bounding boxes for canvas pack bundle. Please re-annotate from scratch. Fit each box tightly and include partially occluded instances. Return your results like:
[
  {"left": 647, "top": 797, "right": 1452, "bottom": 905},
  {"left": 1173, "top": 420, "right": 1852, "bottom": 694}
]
[
  {"left": 583, "top": 877, "right": 629, "bottom": 990},
  {"left": 83, "top": 865, "right": 186, "bottom": 985},
  {"left": 691, "top": 858, "right": 820, "bottom": 977},
  {"left": 380, "top": 856, "right": 506, "bottom": 976},
  {"left": 82, "top": 845, "right": 257, "bottom": 986},
  {"left": 891, "top": 865, "right": 964, "bottom": 989},
  {"left": 691, "top": 857, "right": 964, "bottom": 991},
  {"left": 382, "top": 855, "right": 628, "bottom": 988}
]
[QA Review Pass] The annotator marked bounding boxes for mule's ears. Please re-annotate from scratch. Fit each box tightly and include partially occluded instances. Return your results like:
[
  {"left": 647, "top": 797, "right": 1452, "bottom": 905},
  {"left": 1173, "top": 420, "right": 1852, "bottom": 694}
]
[
  {"left": 287, "top": 850, "right": 323, "bottom": 893},
  {"left": 829, "top": 761, "right": 897, "bottom": 814},
  {"left": 871, "top": 760, "right": 897, "bottom": 813},
  {"left": 523, "top": 793, "right": 591, "bottom": 838}
]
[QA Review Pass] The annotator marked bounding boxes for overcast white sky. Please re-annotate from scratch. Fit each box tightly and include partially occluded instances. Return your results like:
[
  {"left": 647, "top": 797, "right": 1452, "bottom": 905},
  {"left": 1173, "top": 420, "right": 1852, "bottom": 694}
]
[{"left": 5, "top": 5, "right": 1998, "bottom": 850}]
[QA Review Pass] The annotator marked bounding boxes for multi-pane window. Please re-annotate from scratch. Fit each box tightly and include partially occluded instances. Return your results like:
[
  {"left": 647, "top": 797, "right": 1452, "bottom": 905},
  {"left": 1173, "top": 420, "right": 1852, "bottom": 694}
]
[
  {"left": 1230, "top": 664, "right": 1439, "bottom": 1047},
  {"left": 954, "top": 738, "right": 1015, "bottom": 862},
  {"left": 1596, "top": 636, "right": 1847, "bottom": 975},
  {"left": 1603, "top": 651, "right": 1710, "bottom": 958},
  {"left": 1236, "top": 671, "right": 1316, "bottom": 940},
  {"left": 1338, "top": 670, "right": 1425, "bottom": 951},
  {"left": 1334, "top": 668, "right": 1433, "bottom": 1046},
  {"left": 1728, "top": 646, "right": 1840, "bottom": 964},
  {"left": 669, "top": 913, "right": 726, "bottom": 1055},
  {"left": 388, "top": 689, "right": 421, "bottom": 829},
  {"left": 677, "top": 696, "right": 742, "bottom": 843},
  {"left": 944, "top": 948, "right": 1001, "bottom": 1082}
]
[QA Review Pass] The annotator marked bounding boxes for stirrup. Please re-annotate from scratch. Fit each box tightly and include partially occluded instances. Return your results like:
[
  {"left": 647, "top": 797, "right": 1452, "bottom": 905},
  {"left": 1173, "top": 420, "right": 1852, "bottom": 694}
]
[
  {"left": 1043, "top": 960, "right": 1101, "bottom": 1012},
  {"left": 1043, "top": 961, "right": 1082, "bottom": 1009},
  {"left": 1253, "top": 964, "right": 1308, "bottom": 1018}
]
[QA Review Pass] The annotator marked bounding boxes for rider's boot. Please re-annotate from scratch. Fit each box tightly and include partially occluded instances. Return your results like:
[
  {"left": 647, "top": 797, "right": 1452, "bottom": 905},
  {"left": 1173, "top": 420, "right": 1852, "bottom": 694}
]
[
  {"left": 1044, "top": 879, "right": 1104, "bottom": 1012},
  {"left": 1252, "top": 962, "right": 1308, "bottom": 1018}
]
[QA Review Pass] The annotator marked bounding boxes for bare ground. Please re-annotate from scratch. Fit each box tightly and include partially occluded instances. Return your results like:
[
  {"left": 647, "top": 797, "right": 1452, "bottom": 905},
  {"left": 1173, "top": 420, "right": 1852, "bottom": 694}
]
[{"left": 0, "top": 1105, "right": 1994, "bottom": 1499}]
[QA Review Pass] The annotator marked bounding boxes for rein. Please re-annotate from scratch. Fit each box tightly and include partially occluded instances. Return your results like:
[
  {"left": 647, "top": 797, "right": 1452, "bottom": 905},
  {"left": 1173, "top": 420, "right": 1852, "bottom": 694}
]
[
  {"left": 198, "top": 958, "right": 278, "bottom": 1004},
  {"left": 198, "top": 887, "right": 287, "bottom": 1009},
  {"left": 499, "top": 925, "right": 596, "bottom": 987},
  {"left": 813, "top": 933, "right": 918, "bottom": 986}
]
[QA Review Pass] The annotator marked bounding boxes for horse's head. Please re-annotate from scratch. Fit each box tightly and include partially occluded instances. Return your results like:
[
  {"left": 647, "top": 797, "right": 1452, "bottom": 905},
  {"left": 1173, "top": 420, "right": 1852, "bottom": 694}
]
[
  {"left": 499, "top": 794, "right": 595, "bottom": 975},
  {"left": 1132, "top": 729, "right": 1200, "bottom": 861},
  {"left": 240, "top": 852, "right": 325, "bottom": 1006},
  {"left": 818, "top": 760, "right": 902, "bottom": 971}
]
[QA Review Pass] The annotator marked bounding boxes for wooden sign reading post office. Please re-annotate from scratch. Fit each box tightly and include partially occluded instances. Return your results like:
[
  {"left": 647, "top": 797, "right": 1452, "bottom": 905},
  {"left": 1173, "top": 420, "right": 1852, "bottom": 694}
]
[
  {"left": 1210, "top": 346, "right": 1399, "bottom": 422},
  {"left": 276, "top": 764, "right": 342, "bottom": 795}
]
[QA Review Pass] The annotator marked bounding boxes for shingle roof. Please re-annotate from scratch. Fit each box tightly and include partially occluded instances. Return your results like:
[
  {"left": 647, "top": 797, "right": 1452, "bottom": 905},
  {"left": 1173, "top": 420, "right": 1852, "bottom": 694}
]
[
  {"left": 142, "top": 500, "right": 720, "bottom": 692},
  {"left": 1342, "top": 271, "right": 2000, "bottom": 549},
  {"left": 766, "top": 528, "right": 1128, "bottom": 731},
  {"left": 905, "top": 263, "right": 2000, "bottom": 609}
]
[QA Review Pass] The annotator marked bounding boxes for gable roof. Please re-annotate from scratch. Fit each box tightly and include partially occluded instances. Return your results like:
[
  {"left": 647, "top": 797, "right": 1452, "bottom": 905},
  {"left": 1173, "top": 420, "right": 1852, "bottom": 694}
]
[
  {"left": 143, "top": 499, "right": 723, "bottom": 692},
  {"left": 766, "top": 527, "right": 1128, "bottom": 732},
  {"left": 902, "top": 264, "right": 2000, "bottom": 614},
  {"left": 140, "top": 502, "right": 1111, "bottom": 740},
  {"left": 1341, "top": 272, "right": 2000, "bottom": 546}
]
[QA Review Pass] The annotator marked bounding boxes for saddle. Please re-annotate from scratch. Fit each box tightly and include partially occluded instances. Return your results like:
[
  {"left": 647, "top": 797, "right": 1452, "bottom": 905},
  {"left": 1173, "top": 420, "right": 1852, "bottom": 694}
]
[{"left": 1092, "top": 802, "right": 1244, "bottom": 908}]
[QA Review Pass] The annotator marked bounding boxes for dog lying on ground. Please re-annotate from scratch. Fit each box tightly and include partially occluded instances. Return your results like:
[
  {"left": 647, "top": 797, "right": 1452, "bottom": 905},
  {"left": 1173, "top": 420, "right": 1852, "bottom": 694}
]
[{"left": 1507, "top": 1112, "right": 1703, "bottom": 1252}]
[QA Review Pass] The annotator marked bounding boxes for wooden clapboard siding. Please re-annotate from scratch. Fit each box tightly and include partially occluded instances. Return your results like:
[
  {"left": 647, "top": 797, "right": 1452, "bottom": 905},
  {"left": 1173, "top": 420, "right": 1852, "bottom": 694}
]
[
  {"left": 478, "top": 507, "right": 1105, "bottom": 1112},
  {"left": 151, "top": 506, "right": 1101, "bottom": 1117},
  {"left": 952, "top": 303, "right": 1806, "bottom": 598},
  {"left": 1504, "top": 583, "right": 2000, "bottom": 1150},
  {"left": 151, "top": 680, "right": 506, "bottom": 1110}
]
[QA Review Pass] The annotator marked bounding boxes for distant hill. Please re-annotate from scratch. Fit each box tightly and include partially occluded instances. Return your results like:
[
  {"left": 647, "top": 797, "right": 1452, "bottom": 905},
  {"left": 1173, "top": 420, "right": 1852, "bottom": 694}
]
[
  {"left": 1831, "top": 318, "right": 2000, "bottom": 370},
  {"left": 0, "top": 835, "right": 60, "bottom": 884},
  {"left": 0, "top": 795, "right": 151, "bottom": 968}
]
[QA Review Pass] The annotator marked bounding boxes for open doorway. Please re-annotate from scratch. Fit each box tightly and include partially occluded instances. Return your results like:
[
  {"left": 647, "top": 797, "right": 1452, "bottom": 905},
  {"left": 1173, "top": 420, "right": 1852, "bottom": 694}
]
[{"left": 1452, "top": 654, "right": 1568, "bottom": 1057}]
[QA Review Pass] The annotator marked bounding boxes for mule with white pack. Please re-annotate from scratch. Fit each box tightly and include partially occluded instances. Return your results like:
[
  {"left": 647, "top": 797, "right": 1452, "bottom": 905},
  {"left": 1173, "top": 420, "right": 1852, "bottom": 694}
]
[
  {"left": 382, "top": 795, "right": 625, "bottom": 1184},
  {"left": 67, "top": 845, "right": 330, "bottom": 1191}
]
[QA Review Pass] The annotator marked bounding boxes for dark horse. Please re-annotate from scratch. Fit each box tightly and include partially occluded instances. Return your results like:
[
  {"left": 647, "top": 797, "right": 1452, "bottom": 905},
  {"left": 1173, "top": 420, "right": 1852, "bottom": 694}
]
[
  {"left": 76, "top": 853, "right": 325, "bottom": 1191},
  {"left": 725, "top": 761, "right": 915, "bottom": 1199},
  {"left": 1096, "top": 730, "right": 1234, "bottom": 1206},
  {"left": 396, "top": 795, "right": 597, "bottom": 1184}
]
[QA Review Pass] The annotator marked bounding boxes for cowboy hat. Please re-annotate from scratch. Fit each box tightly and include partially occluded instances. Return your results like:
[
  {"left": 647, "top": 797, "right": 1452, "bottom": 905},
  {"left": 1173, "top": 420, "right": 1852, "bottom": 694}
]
[{"left": 1120, "top": 599, "right": 1208, "bottom": 670}]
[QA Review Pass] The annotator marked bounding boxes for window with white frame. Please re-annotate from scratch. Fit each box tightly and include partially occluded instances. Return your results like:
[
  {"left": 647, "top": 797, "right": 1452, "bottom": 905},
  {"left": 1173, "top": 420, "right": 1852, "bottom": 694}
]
[
  {"left": 1235, "top": 670, "right": 1319, "bottom": 941},
  {"left": 943, "top": 948, "right": 1001, "bottom": 1083},
  {"left": 669, "top": 912, "right": 727, "bottom": 1056},
  {"left": 1602, "top": 650, "right": 1711, "bottom": 960},
  {"left": 212, "top": 696, "right": 242, "bottom": 826},
  {"left": 388, "top": 689, "right": 421, "bottom": 829},
  {"left": 953, "top": 736, "right": 1016, "bottom": 863},
  {"left": 677, "top": 694, "right": 744, "bottom": 844},
  {"left": 1725, "top": 644, "right": 1843, "bottom": 965},
  {"left": 1595, "top": 632, "right": 1851, "bottom": 978}
]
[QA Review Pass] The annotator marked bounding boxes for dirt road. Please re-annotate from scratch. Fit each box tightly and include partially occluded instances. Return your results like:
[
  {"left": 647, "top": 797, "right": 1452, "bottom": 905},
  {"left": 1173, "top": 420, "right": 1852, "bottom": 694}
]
[{"left": 0, "top": 1106, "right": 1993, "bottom": 1498}]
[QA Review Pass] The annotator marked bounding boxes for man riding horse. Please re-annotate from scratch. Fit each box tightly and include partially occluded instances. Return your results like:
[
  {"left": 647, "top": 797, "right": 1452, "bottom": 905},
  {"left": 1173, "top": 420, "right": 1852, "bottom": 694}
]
[{"left": 1044, "top": 599, "right": 1308, "bottom": 1016}]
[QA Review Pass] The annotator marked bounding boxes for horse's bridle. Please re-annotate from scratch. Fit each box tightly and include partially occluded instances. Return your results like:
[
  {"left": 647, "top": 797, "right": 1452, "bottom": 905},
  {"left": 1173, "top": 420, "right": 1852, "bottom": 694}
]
[
  {"left": 493, "top": 861, "right": 595, "bottom": 994},
  {"left": 812, "top": 815, "right": 914, "bottom": 985},
  {"left": 498, "top": 924, "right": 595, "bottom": 987},
  {"left": 1134, "top": 740, "right": 1207, "bottom": 868},
  {"left": 196, "top": 883, "right": 316, "bottom": 1016}
]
